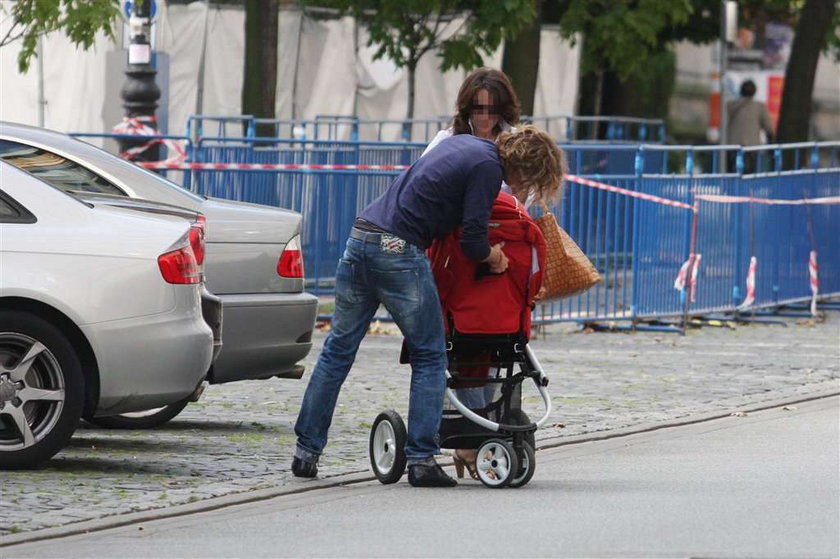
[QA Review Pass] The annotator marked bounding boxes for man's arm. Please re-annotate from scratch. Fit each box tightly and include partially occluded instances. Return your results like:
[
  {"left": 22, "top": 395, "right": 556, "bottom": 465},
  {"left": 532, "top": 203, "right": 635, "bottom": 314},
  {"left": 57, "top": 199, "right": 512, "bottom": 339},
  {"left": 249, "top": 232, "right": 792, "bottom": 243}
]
[{"left": 760, "top": 106, "right": 775, "bottom": 142}]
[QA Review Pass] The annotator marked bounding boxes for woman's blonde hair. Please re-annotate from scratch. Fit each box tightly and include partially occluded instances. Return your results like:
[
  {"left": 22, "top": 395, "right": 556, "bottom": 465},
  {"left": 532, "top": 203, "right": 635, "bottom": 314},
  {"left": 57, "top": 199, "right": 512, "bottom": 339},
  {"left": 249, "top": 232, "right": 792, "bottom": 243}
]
[{"left": 496, "top": 125, "right": 567, "bottom": 204}]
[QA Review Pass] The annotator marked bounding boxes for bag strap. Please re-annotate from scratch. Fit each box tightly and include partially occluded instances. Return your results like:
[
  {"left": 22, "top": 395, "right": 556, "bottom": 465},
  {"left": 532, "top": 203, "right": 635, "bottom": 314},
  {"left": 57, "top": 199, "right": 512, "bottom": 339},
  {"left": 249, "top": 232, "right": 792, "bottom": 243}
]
[{"left": 539, "top": 202, "right": 552, "bottom": 216}]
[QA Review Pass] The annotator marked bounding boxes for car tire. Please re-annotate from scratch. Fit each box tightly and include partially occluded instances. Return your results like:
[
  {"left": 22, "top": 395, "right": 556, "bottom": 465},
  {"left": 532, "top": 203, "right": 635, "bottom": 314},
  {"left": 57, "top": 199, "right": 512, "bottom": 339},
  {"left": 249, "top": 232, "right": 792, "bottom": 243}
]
[
  {"left": 0, "top": 311, "right": 84, "bottom": 469},
  {"left": 85, "top": 397, "right": 191, "bottom": 429}
]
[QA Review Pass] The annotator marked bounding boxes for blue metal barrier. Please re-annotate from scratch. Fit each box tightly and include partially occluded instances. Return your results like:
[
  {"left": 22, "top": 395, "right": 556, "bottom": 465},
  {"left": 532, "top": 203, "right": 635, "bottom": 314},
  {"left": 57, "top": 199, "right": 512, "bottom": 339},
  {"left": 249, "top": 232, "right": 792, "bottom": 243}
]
[
  {"left": 70, "top": 132, "right": 840, "bottom": 327},
  {"left": 183, "top": 114, "right": 666, "bottom": 144}
]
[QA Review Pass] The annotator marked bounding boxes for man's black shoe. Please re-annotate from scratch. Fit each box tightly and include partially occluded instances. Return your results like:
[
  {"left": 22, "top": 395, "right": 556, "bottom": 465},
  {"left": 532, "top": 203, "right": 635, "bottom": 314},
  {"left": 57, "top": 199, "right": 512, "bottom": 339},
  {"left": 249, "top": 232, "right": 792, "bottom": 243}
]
[
  {"left": 292, "top": 456, "right": 318, "bottom": 478},
  {"left": 408, "top": 462, "right": 457, "bottom": 487}
]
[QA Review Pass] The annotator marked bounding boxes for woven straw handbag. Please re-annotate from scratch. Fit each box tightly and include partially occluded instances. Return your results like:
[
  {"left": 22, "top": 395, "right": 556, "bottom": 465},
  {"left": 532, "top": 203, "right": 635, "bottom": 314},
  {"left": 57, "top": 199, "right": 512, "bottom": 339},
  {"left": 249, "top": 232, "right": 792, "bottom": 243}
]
[{"left": 534, "top": 203, "right": 601, "bottom": 300}]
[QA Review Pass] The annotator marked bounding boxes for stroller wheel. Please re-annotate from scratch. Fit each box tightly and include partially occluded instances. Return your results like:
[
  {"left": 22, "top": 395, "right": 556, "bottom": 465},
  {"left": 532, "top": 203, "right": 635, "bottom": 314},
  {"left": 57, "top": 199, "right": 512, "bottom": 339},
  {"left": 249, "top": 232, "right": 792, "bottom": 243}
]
[
  {"left": 509, "top": 442, "right": 536, "bottom": 488},
  {"left": 508, "top": 409, "right": 536, "bottom": 450},
  {"left": 369, "top": 410, "right": 407, "bottom": 484},
  {"left": 476, "top": 439, "right": 519, "bottom": 488}
]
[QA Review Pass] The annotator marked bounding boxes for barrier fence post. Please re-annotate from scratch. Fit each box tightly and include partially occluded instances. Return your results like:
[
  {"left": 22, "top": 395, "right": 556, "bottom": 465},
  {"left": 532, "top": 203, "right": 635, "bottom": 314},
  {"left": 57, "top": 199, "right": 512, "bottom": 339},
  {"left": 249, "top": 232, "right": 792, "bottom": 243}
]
[{"left": 630, "top": 147, "right": 644, "bottom": 326}]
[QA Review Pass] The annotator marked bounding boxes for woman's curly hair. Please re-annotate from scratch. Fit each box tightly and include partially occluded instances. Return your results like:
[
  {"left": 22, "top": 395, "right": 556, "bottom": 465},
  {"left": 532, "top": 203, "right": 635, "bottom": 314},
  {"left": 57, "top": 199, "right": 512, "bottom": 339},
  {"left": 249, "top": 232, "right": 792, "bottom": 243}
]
[{"left": 496, "top": 125, "right": 567, "bottom": 204}]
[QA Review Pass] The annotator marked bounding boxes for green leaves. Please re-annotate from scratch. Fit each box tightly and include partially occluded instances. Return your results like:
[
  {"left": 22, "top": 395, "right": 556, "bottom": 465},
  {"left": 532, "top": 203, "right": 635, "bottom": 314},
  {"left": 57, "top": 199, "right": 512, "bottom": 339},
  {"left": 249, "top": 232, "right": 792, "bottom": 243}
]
[
  {"left": 2, "top": 0, "right": 121, "bottom": 73},
  {"left": 303, "top": 0, "right": 537, "bottom": 73},
  {"left": 557, "top": 0, "right": 691, "bottom": 80}
]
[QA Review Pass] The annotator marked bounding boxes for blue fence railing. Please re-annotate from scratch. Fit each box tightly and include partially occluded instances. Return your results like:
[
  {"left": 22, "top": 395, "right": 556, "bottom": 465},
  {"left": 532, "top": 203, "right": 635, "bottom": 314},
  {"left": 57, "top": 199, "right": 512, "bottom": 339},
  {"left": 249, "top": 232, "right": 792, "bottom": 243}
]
[
  {"left": 70, "top": 132, "right": 840, "bottom": 326},
  {"left": 184, "top": 114, "right": 667, "bottom": 144}
]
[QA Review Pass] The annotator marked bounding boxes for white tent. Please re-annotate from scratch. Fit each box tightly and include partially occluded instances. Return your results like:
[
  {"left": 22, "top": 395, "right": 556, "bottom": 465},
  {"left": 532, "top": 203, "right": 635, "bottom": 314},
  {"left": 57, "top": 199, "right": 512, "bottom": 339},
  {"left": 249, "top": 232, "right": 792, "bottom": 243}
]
[{"left": 0, "top": 2, "right": 581, "bottom": 142}]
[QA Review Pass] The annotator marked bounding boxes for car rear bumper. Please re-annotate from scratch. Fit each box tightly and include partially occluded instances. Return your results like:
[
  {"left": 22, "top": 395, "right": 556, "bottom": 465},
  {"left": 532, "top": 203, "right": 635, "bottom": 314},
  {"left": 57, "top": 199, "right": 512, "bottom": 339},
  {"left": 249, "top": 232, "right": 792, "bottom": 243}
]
[
  {"left": 210, "top": 291, "right": 318, "bottom": 384},
  {"left": 85, "top": 287, "right": 214, "bottom": 416},
  {"left": 201, "top": 286, "right": 224, "bottom": 362}
]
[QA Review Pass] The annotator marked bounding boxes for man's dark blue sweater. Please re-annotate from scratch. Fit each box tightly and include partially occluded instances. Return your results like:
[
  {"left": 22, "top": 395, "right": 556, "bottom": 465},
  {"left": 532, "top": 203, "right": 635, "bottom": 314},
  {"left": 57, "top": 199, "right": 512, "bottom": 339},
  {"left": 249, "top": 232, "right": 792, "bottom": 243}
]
[{"left": 359, "top": 134, "right": 503, "bottom": 262}]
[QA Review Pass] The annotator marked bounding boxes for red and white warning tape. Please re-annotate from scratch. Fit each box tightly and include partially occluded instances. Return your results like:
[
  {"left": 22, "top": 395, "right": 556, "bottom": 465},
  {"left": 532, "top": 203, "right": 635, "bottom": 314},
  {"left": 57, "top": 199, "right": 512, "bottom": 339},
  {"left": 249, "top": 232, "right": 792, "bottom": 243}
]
[
  {"left": 737, "top": 256, "right": 757, "bottom": 310},
  {"left": 809, "top": 250, "right": 819, "bottom": 316},
  {"left": 565, "top": 174, "right": 695, "bottom": 210},
  {"left": 137, "top": 162, "right": 406, "bottom": 171},
  {"left": 696, "top": 194, "right": 840, "bottom": 206},
  {"left": 674, "top": 253, "right": 701, "bottom": 302},
  {"left": 113, "top": 116, "right": 187, "bottom": 164}
]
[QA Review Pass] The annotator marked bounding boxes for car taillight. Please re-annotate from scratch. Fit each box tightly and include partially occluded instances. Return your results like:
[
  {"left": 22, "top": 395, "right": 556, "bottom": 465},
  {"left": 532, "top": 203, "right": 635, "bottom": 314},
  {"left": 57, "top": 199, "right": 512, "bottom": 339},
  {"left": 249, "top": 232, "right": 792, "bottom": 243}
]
[
  {"left": 278, "top": 235, "right": 304, "bottom": 278},
  {"left": 159, "top": 235, "right": 200, "bottom": 285},
  {"left": 189, "top": 214, "right": 206, "bottom": 267}
]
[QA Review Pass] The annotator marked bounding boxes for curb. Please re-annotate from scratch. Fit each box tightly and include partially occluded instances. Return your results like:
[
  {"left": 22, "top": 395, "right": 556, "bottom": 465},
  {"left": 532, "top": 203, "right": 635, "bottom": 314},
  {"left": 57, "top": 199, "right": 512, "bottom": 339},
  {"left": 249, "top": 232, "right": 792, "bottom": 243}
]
[{"left": 2, "top": 381, "right": 838, "bottom": 548}]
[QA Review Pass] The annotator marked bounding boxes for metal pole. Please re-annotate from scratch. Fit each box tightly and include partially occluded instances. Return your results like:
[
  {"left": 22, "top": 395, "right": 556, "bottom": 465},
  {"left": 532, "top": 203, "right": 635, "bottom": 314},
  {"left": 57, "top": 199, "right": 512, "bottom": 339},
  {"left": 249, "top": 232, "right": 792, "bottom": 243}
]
[
  {"left": 36, "top": 36, "right": 45, "bottom": 127},
  {"left": 195, "top": 1, "right": 210, "bottom": 115},
  {"left": 719, "top": 0, "right": 728, "bottom": 170},
  {"left": 119, "top": 0, "right": 161, "bottom": 161}
]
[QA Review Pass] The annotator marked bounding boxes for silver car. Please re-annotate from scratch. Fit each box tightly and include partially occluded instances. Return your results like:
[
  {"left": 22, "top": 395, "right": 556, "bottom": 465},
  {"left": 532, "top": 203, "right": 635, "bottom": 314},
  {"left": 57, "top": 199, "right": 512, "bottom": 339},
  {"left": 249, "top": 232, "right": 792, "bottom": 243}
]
[
  {"left": 0, "top": 161, "right": 214, "bottom": 468},
  {"left": 0, "top": 122, "right": 319, "bottom": 427}
]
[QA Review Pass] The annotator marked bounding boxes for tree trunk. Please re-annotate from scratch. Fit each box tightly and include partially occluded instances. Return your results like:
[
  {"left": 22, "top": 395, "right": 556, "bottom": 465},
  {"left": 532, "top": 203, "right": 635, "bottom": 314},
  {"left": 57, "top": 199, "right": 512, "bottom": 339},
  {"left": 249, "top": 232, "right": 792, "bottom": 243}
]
[
  {"left": 591, "top": 68, "right": 604, "bottom": 139},
  {"left": 776, "top": 0, "right": 836, "bottom": 143},
  {"left": 242, "top": 0, "right": 279, "bottom": 137},
  {"left": 501, "top": 0, "right": 543, "bottom": 117},
  {"left": 405, "top": 59, "right": 417, "bottom": 140}
]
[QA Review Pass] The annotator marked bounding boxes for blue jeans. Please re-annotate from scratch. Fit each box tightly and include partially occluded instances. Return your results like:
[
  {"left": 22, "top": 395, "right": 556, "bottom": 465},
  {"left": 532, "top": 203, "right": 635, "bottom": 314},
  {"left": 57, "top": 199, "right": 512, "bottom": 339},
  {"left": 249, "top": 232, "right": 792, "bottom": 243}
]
[{"left": 294, "top": 234, "right": 447, "bottom": 461}]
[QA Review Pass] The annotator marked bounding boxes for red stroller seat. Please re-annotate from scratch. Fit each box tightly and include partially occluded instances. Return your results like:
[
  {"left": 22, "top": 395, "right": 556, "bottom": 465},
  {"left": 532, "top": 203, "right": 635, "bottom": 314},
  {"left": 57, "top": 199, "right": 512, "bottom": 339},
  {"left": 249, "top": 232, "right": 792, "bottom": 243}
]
[{"left": 428, "top": 191, "right": 547, "bottom": 338}]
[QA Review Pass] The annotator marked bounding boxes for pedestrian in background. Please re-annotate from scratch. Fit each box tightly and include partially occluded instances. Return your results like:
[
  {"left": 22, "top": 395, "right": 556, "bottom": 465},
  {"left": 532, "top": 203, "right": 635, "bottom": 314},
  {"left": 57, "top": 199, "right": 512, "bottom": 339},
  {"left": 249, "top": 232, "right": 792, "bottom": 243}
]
[
  {"left": 292, "top": 125, "right": 565, "bottom": 488},
  {"left": 727, "top": 79, "right": 775, "bottom": 173}
]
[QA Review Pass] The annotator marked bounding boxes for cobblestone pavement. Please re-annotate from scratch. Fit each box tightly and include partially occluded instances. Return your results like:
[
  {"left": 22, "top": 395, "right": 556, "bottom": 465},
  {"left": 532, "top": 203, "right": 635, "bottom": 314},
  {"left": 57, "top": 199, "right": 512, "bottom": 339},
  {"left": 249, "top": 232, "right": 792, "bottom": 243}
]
[{"left": 1, "top": 312, "right": 838, "bottom": 537}]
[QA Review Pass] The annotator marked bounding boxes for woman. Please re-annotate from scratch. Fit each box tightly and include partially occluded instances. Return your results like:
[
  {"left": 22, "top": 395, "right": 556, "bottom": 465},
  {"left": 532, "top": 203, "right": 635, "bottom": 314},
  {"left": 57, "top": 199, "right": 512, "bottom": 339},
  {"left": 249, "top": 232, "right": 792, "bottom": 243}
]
[{"left": 423, "top": 67, "right": 521, "bottom": 157}]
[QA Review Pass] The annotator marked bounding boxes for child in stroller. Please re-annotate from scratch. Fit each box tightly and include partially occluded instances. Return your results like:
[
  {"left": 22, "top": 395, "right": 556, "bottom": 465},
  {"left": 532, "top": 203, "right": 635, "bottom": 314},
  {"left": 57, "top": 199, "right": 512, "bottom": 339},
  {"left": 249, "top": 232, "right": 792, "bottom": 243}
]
[{"left": 369, "top": 192, "right": 553, "bottom": 488}]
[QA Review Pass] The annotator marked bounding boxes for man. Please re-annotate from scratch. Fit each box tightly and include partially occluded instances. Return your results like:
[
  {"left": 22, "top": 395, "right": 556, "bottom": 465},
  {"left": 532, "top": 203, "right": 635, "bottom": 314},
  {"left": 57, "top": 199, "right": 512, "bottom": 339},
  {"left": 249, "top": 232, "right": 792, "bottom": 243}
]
[
  {"left": 727, "top": 80, "right": 775, "bottom": 173},
  {"left": 292, "top": 125, "right": 565, "bottom": 487}
]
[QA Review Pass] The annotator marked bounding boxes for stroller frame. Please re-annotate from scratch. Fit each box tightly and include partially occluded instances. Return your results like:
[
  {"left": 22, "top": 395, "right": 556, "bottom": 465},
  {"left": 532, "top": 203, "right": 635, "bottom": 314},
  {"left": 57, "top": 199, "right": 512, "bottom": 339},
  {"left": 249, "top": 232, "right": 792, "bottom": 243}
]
[{"left": 437, "top": 330, "right": 551, "bottom": 487}]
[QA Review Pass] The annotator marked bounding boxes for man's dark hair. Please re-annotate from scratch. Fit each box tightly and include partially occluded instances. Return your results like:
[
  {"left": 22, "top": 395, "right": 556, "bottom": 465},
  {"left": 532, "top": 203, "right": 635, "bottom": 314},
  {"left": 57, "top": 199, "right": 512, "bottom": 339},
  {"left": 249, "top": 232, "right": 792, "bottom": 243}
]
[{"left": 740, "top": 80, "right": 757, "bottom": 98}]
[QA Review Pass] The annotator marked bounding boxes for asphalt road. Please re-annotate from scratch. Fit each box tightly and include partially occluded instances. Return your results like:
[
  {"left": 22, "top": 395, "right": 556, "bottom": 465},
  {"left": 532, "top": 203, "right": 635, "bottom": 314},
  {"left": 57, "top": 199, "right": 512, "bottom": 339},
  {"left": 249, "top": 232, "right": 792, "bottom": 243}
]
[{"left": 6, "top": 396, "right": 838, "bottom": 558}]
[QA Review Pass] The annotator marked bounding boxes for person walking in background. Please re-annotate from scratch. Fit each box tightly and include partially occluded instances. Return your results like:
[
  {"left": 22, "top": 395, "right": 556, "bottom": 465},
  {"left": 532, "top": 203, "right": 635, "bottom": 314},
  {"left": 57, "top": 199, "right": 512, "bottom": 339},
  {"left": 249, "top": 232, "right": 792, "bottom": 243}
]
[
  {"left": 292, "top": 125, "right": 565, "bottom": 488},
  {"left": 727, "top": 79, "right": 775, "bottom": 173}
]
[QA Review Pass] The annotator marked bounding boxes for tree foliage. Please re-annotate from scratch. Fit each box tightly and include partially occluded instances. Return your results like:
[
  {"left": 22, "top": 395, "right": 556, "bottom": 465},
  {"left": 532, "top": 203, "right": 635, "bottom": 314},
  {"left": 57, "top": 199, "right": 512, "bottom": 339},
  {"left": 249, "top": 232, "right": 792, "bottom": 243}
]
[
  {"left": 550, "top": 0, "right": 692, "bottom": 80},
  {"left": 304, "top": 0, "right": 537, "bottom": 119},
  {"left": 0, "top": 0, "right": 121, "bottom": 73}
]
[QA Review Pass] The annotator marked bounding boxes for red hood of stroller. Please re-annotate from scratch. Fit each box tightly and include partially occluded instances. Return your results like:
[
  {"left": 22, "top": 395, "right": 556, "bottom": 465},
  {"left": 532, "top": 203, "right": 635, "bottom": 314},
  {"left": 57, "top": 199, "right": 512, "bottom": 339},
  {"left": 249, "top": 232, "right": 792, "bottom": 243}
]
[{"left": 429, "top": 192, "right": 546, "bottom": 337}]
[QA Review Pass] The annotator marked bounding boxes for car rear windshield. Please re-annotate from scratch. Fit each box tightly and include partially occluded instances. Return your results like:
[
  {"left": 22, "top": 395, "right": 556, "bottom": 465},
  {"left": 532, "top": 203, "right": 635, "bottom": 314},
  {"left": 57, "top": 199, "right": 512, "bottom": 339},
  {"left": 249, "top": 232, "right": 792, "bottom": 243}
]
[{"left": 0, "top": 139, "right": 126, "bottom": 197}]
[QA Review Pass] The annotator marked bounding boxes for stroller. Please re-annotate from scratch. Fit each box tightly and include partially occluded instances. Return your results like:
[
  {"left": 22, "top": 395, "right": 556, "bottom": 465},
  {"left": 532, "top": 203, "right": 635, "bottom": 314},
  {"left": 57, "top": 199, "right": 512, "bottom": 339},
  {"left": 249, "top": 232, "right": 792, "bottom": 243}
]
[{"left": 368, "top": 193, "right": 553, "bottom": 488}]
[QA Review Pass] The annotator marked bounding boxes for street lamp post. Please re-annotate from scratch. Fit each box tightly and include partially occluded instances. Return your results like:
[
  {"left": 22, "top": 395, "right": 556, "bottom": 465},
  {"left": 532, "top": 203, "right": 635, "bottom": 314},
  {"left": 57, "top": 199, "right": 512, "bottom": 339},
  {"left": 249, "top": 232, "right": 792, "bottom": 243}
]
[
  {"left": 118, "top": 0, "right": 160, "bottom": 161},
  {"left": 719, "top": 0, "right": 738, "bottom": 171}
]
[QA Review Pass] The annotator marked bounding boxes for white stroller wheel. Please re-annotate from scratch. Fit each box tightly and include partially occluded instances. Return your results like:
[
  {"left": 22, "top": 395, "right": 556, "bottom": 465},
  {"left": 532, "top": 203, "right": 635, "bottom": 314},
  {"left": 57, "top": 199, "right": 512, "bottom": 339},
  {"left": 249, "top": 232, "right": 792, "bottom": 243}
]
[
  {"left": 476, "top": 439, "right": 519, "bottom": 488},
  {"left": 508, "top": 442, "right": 536, "bottom": 488},
  {"left": 369, "top": 410, "right": 407, "bottom": 484}
]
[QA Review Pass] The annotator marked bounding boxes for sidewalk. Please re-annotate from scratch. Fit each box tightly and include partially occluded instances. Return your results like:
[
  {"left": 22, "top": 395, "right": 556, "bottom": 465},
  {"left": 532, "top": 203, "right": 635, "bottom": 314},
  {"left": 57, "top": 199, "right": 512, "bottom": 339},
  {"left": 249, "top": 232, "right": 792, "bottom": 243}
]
[{"left": 1, "top": 311, "right": 838, "bottom": 537}]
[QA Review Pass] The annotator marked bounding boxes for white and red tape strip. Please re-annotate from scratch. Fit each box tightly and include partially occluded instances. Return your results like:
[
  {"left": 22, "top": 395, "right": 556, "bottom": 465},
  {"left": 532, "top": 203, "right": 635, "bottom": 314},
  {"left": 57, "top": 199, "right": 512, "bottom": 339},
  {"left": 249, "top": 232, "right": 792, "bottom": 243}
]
[
  {"left": 113, "top": 116, "right": 187, "bottom": 164},
  {"left": 737, "top": 256, "right": 757, "bottom": 310}
]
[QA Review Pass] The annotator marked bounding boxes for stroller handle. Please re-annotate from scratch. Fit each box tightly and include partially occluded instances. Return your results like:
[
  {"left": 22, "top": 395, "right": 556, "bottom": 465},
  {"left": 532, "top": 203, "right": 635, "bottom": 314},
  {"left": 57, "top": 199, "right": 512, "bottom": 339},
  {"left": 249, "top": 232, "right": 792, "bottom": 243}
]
[{"left": 444, "top": 343, "right": 552, "bottom": 433}]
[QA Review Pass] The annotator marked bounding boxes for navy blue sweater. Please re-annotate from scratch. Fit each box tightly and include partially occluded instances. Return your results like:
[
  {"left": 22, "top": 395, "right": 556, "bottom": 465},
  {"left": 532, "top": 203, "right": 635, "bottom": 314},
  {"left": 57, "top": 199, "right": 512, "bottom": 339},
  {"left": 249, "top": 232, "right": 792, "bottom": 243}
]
[{"left": 359, "top": 134, "right": 503, "bottom": 262}]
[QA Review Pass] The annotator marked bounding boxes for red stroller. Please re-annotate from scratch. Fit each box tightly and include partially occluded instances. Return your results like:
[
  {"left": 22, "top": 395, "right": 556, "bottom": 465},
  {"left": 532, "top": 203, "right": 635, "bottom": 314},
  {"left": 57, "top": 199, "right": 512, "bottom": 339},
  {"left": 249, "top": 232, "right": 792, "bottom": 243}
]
[{"left": 369, "top": 193, "right": 553, "bottom": 488}]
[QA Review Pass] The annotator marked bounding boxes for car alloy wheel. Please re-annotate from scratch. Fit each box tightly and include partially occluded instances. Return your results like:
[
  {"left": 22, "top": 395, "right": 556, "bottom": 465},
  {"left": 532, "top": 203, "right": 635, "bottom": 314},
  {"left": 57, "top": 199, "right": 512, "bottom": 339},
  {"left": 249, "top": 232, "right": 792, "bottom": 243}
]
[{"left": 0, "top": 311, "right": 84, "bottom": 469}]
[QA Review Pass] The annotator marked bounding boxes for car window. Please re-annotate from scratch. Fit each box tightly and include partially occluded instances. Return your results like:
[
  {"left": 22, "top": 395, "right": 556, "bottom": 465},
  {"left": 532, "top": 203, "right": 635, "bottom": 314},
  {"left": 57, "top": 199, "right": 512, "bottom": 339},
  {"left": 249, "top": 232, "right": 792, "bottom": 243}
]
[
  {"left": 0, "top": 188, "right": 37, "bottom": 224},
  {"left": 0, "top": 196, "right": 19, "bottom": 218},
  {"left": 0, "top": 139, "right": 127, "bottom": 197}
]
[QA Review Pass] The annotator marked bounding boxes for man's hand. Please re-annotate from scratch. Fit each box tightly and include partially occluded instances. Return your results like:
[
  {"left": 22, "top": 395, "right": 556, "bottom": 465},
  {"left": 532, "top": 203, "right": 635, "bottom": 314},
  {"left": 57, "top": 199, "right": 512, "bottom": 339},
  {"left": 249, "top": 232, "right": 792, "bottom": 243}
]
[{"left": 484, "top": 242, "right": 509, "bottom": 274}]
